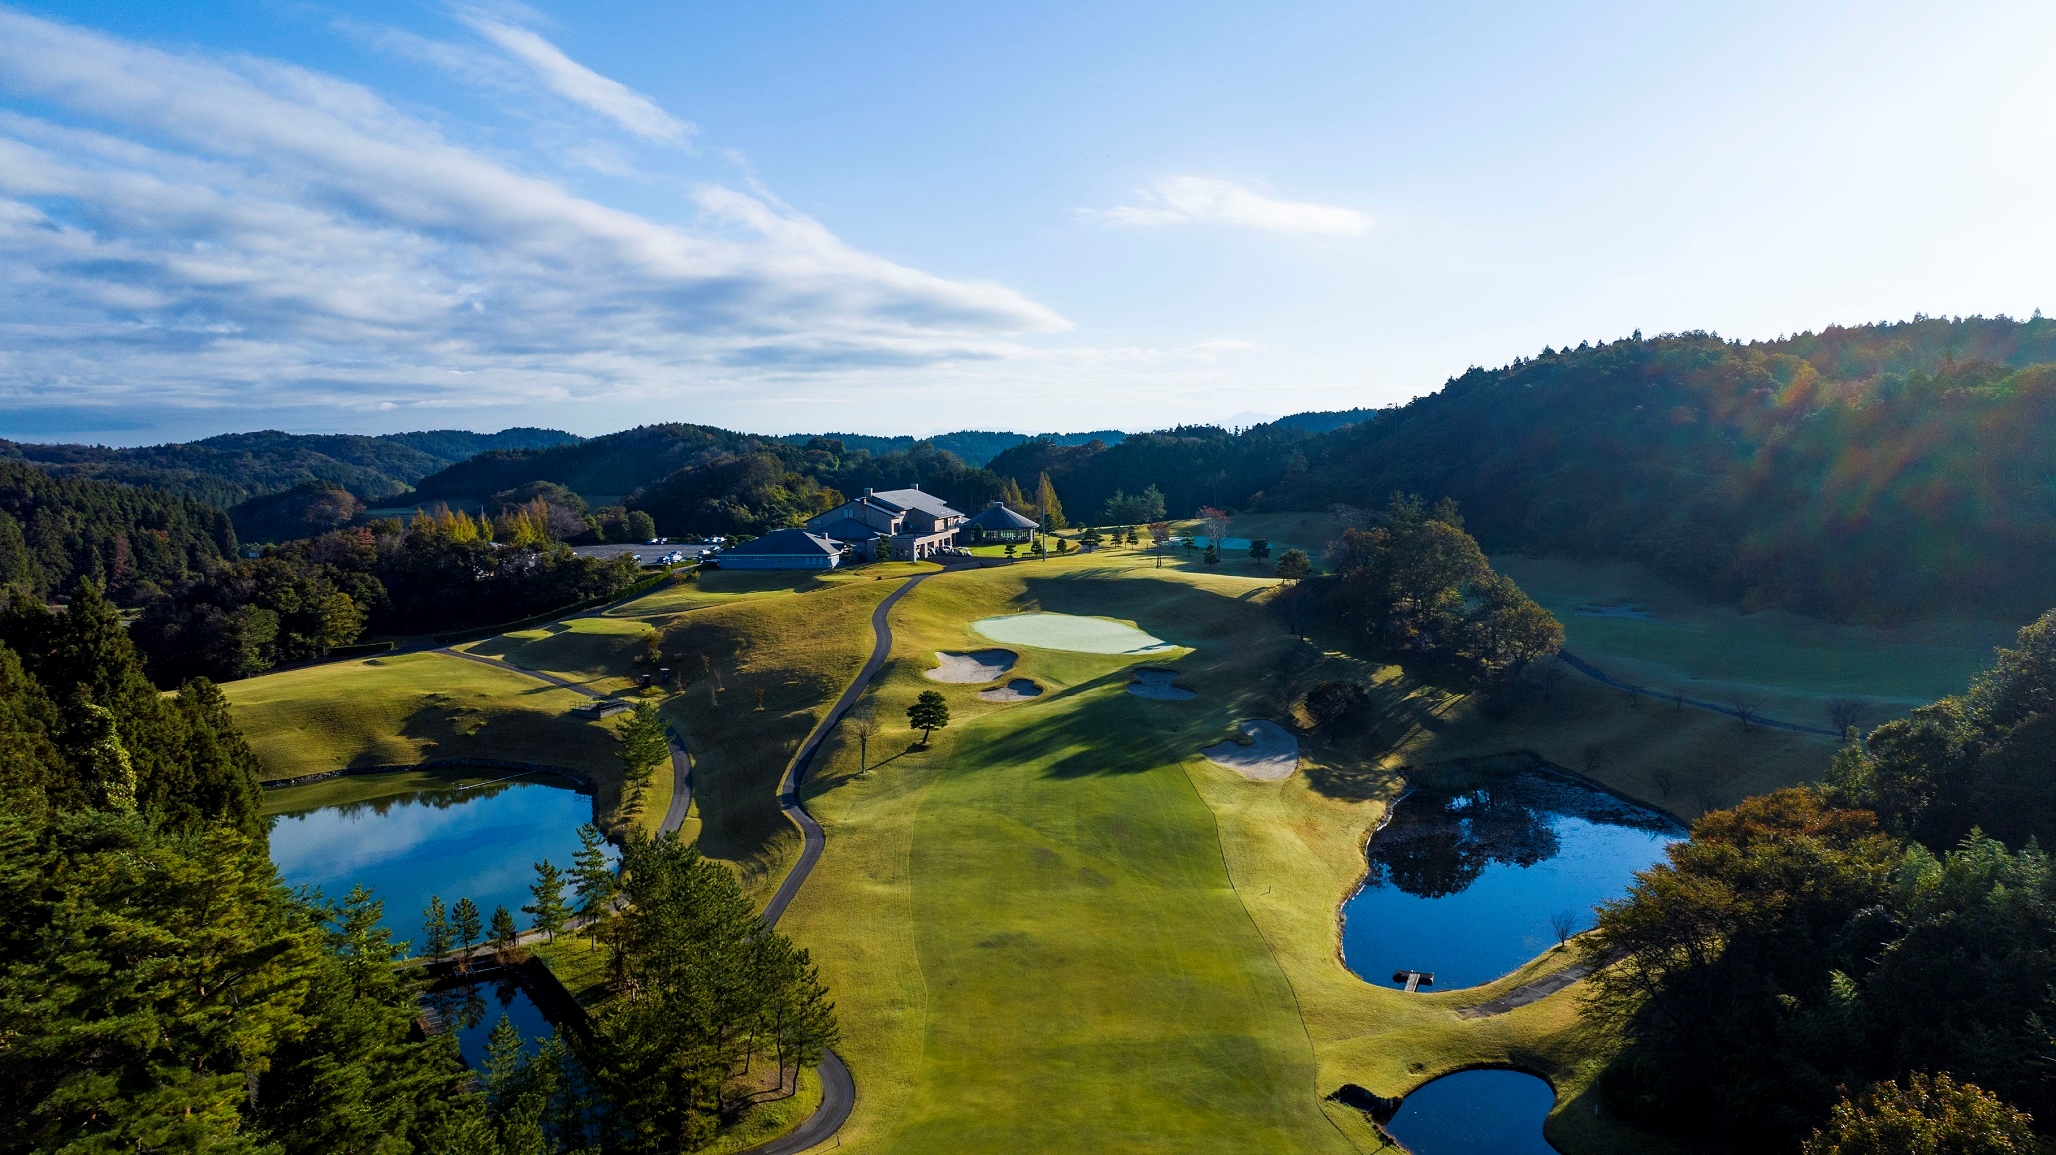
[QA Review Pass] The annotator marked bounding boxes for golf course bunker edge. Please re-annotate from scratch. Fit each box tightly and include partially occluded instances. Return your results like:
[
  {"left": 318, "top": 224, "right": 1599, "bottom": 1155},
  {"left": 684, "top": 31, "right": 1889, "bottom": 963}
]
[
  {"left": 970, "top": 612, "right": 1177, "bottom": 655},
  {"left": 978, "top": 678, "right": 1044, "bottom": 703},
  {"left": 1201, "top": 720, "right": 1300, "bottom": 782},
  {"left": 927, "top": 649, "right": 1017, "bottom": 683},
  {"left": 1128, "top": 669, "right": 1197, "bottom": 700}
]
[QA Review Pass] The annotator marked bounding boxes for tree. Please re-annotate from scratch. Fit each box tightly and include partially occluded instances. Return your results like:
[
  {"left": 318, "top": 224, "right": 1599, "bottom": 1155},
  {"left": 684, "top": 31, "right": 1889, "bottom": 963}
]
[
  {"left": 1248, "top": 538, "right": 1271, "bottom": 561},
  {"left": 1275, "top": 548, "right": 1312, "bottom": 582},
  {"left": 452, "top": 896, "right": 483, "bottom": 969},
  {"left": 907, "top": 689, "right": 950, "bottom": 745},
  {"left": 570, "top": 824, "right": 616, "bottom": 948},
  {"left": 1202, "top": 543, "right": 1220, "bottom": 566},
  {"left": 1080, "top": 528, "right": 1104, "bottom": 550},
  {"left": 1304, "top": 680, "right": 1369, "bottom": 742},
  {"left": 1803, "top": 1074, "right": 2042, "bottom": 1155},
  {"left": 1034, "top": 472, "right": 1068, "bottom": 530},
  {"left": 1550, "top": 910, "right": 1578, "bottom": 947},
  {"left": 616, "top": 701, "right": 669, "bottom": 790},
  {"left": 846, "top": 704, "right": 880, "bottom": 771},
  {"left": 998, "top": 475, "right": 1030, "bottom": 514},
  {"left": 1147, "top": 522, "right": 1172, "bottom": 568},
  {"left": 525, "top": 858, "right": 571, "bottom": 942},
  {"left": 422, "top": 895, "right": 451, "bottom": 959},
  {"left": 491, "top": 904, "right": 520, "bottom": 957},
  {"left": 624, "top": 509, "right": 657, "bottom": 540},
  {"left": 1198, "top": 506, "right": 1230, "bottom": 550}
]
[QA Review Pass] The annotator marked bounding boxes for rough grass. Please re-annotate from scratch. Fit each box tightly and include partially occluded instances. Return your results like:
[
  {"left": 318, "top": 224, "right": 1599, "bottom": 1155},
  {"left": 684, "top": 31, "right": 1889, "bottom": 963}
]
[{"left": 1496, "top": 553, "right": 2023, "bottom": 727}]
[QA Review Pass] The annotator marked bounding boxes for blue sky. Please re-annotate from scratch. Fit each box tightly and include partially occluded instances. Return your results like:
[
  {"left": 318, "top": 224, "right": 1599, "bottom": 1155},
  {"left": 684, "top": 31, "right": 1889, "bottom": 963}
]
[{"left": 1, "top": 1, "right": 2052, "bottom": 443}]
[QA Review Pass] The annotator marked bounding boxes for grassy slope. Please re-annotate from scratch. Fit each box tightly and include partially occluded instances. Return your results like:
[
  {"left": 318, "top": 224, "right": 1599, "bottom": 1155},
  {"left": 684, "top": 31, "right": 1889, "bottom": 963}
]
[{"left": 1496, "top": 553, "right": 2023, "bottom": 726}]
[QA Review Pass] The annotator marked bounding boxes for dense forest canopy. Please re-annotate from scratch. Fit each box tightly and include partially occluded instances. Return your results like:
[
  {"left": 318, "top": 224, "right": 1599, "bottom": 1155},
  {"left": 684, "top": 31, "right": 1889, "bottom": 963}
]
[
  {"left": 0, "top": 459, "right": 234, "bottom": 602},
  {"left": 987, "top": 316, "right": 2056, "bottom": 621},
  {"left": 1, "top": 427, "right": 580, "bottom": 508},
  {"left": 768, "top": 428, "right": 1126, "bottom": 467},
  {"left": 1584, "top": 606, "right": 2056, "bottom": 1150}
]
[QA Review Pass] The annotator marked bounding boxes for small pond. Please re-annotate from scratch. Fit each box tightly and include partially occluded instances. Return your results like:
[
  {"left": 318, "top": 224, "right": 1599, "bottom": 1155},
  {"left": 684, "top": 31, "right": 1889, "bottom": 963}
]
[
  {"left": 266, "top": 774, "right": 614, "bottom": 947},
  {"left": 1342, "top": 768, "right": 1682, "bottom": 990},
  {"left": 427, "top": 976, "right": 556, "bottom": 1067},
  {"left": 1386, "top": 1069, "right": 1559, "bottom": 1155}
]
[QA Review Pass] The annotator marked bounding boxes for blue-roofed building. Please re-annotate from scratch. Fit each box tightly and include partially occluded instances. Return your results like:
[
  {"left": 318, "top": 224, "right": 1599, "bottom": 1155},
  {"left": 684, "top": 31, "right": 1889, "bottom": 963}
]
[
  {"left": 709, "top": 527, "right": 844, "bottom": 569},
  {"left": 804, "top": 486, "right": 965, "bottom": 560}
]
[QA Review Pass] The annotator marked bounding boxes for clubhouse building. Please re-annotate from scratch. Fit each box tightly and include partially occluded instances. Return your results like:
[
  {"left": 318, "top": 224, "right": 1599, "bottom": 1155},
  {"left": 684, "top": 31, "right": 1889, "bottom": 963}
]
[{"left": 715, "top": 486, "right": 968, "bottom": 569}]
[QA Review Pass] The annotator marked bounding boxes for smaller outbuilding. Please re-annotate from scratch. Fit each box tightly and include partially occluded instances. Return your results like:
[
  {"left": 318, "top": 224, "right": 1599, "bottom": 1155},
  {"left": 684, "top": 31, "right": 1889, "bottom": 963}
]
[
  {"left": 712, "top": 528, "right": 845, "bottom": 569},
  {"left": 963, "top": 501, "right": 1038, "bottom": 545}
]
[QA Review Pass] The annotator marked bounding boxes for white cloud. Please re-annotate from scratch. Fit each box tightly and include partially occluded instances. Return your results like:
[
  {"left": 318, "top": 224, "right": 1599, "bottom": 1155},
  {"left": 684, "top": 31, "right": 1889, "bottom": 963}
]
[
  {"left": 0, "top": 9, "right": 1067, "bottom": 428},
  {"left": 460, "top": 13, "right": 694, "bottom": 143},
  {"left": 1086, "top": 176, "right": 1368, "bottom": 236}
]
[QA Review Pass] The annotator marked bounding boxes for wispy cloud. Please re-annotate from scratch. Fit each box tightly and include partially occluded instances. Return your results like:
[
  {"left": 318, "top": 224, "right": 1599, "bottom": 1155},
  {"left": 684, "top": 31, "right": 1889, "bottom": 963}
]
[
  {"left": 0, "top": 8, "right": 1066, "bottom": 430},
  {"left": 1085, "top": 176, "right": 1368, "bottom": 236},
  {"left": 460, "top": 13, "right": 693, "bottom": 143}
]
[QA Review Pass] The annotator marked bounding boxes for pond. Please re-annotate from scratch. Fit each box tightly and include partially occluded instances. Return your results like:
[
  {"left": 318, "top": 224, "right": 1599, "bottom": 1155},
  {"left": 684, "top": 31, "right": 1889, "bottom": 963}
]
[
  {"left": 1341, "top": 768, "right": 1682, "bottom": 990},
  {"left": 1385, "top": 1069, "right": 1559, "bottom": 1155},
  {"left": 266, "top": 773, "right": 613, "bottom": 948},
  {"left": 428, "top": 975, "right": 557, "bottom": 1067}
]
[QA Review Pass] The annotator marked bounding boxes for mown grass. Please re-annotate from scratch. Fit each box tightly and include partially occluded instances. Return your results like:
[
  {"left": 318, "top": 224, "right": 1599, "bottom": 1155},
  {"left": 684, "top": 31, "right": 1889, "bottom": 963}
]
[
  {"left": 1494, "top": 554, "right": 2023, "bottom": 728},
  {"left": 223, "top": 650, "right": 665, "bottom": 836}
]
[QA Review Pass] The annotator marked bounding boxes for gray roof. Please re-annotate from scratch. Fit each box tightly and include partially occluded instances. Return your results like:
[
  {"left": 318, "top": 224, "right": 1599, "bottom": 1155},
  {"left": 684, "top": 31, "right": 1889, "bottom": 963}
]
[
  {"left": 869, "top": 487, "right": 962, "bottom": 519},
  {"left": 815, "top": 517, "right": 883, "bottom": 542},
  {"left": 719, "top": 528, "right": 841, "bottom": 557},
  {"left": 965, "top": 501, "right": 1038, "bottom": 530}
]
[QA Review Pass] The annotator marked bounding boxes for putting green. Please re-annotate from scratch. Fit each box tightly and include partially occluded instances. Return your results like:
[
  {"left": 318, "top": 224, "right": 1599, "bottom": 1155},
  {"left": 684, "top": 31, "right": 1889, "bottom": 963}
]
[{"left": 971, "top": 612, "right": 1177, "bottom": 654}]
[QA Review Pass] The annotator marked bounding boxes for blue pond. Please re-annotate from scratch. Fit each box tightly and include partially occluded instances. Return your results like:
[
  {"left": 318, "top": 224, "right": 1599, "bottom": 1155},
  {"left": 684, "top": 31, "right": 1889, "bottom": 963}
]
[
  {"left": 266, "top": 775, "right": 613, "bottom": 948},
  {"left": 1386, "top": 1069, "right": 1560, "bottom": 1155},
  {"left": 1342, "top": 769, "right": 1683, "bottom": 990},
  {"left": 428, "top": 977, "right": 556, "bottom": 1067}
]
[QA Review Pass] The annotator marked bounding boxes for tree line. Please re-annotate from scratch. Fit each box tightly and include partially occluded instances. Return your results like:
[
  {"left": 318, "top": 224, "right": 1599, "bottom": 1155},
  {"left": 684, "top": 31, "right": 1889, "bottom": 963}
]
[{"left": 1580, "top": 607, "right": 2056, "bottom": 1150}]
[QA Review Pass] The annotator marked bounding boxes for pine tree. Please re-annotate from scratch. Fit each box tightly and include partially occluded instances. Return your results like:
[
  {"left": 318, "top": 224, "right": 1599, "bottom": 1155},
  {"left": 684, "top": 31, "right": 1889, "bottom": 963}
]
[
  {"left": 524, "top": 858, "right": 571, "bottom": 942},
  {"left": 422, "top": 895, "right": 451, "bottom": 959},
  {"left": 907, "top": 690, "right": 950, "bottom": 745},
  {"left": 570, "top": 824, "right": 617, "bottom": 948},
  {"left": 616, "top": 702, "right": 669, "bottom": 791},
  {"left": 452, "top": 896, "right": 483, "bottom": 968},
  {"left": 491, "top": 904, "right": 519, "bottom": 957}
]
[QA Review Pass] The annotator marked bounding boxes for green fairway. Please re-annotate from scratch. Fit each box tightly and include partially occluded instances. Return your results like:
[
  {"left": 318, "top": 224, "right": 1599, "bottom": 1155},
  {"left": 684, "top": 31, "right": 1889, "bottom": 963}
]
[{"left": 1496, "top": 553, "right": 2023, "bottom": 726}]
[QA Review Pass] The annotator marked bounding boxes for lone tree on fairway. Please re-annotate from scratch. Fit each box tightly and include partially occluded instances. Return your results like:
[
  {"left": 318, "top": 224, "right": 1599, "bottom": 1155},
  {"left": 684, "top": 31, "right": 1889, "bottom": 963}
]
[
  {"left": 908, "top": 690, "right": 950, "bottom": 746},
  {"left": 616, "top": 702, "right": 668, "bottom": 794},
  {"left": 570, "top": 823, "right": 616, "bottom": 948},
  {"left": 846, "top": 705, "right": 880, "bottom": 771},
  {"left": 1275, "top": 548, "right": 1312, "bottom": 582},
  {"left": 453, "top": 896, "right": 483, "bottom": 971},
  {"left": 524, "top": 859, "right": 570, "bottom": 942},
  {"left": 1147, "top": 521, "right": 1172, "bottom": 567},
  {"left": 422, "top": 895, "right": 451, "bottom": 960},
  {"left": 490, "top": 904, "right": 519, "bottom": 958}
]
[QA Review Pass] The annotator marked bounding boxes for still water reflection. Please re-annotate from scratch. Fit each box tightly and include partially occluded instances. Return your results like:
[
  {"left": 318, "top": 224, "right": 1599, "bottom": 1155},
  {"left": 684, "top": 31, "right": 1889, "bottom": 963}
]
[
  {"left": 267, "top": 776, "right": 611, "bottom": 947},
  {"left": 1342, "top": 770, "right": 1682, "bottom": 989},
  {"left": 428, "top": 977, "right": 556, "bottom": 1067}
]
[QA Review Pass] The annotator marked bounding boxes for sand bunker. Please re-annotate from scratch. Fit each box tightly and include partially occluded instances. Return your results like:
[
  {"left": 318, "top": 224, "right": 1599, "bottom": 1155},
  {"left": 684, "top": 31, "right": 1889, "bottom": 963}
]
[
  {"left": 1201, "top": 720, "right": 1300, "bottom": 782},
  {"left": 926, "top": 650, "right": 1017, "bottom": 683},
  {"left": 978, "top": 678, "right": 1044, "bottom": 703},
  {"left": 971, "top": 613, "right": 1176, "bottom": 655},
  {"left": 1128, "top": 669, "right": 1197, "bottom": 700}
]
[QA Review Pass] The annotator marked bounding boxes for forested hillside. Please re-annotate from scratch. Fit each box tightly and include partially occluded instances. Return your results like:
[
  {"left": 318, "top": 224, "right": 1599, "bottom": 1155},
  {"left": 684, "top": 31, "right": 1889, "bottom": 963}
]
[
  {"left": 2, "top": 427, "right": 579, "bottom": 507},
  {"left": 0, "top": 460, "right": 233, "bottom": 601},
  {"left": 994, "top": 316, "right": 2056, "bottom": 621},
  {"left": 769, "top": 428, "right": 1126, "bottom": 466}
]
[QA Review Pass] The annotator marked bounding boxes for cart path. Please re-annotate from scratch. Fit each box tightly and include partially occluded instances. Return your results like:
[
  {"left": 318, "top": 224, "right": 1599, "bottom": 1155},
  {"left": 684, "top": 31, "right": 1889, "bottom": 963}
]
[
  {"left": 738, "top": 569, "right": 943, "bottom": 1155},
  {"left": 1558, "top": 649, "right": 1841, "bottom": 737}
]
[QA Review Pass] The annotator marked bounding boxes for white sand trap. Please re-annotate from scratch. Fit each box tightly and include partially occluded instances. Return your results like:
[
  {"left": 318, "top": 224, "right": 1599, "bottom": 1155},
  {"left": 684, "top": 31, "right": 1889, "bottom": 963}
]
[
  {"left": 1201, "top": 721, "right": 1300, "bottom": 782},
  {"left": 1128, "top": 669, "right": 1197, "bottom": 700},
  {"left": 978, "top": 678, "right": 1044, "bottom": 703},
  {"left": 926, "top": 650, "right": 1017, "bottom": 683},
  {"left": 971, "top": 612, "right": 1177, "bottom": 655}
]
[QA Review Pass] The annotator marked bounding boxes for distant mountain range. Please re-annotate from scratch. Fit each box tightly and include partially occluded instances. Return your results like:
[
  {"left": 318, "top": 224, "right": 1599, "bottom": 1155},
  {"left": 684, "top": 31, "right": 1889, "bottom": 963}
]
[{"left": 0, "top": 428, "right": 583, "bottom": 508}]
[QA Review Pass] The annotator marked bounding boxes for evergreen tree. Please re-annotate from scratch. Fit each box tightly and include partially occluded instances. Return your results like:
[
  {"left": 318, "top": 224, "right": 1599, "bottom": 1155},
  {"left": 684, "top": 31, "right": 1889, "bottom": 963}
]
[
  {"left": 616, "top": 702, "right": 669, "bottom": 790},
  {"left": 570, "top": 824, "right": 617, "bottom": 948},
  {"left": 423, "top": 894, "right": 451, "bottom": 959},
  {"left": 491, "top": 904, "right": 520, "bottom": 957},
  {"left": 453, "top": 896, "right": 483, "bottom": 967},
  {"left": 907, "top": 690, "right": 950, "bottom": 745},
  {"left": 1275, "top": 548, "right": 1312, "bottom": 582},
  {"left": 1034, "top": 472, "right": 1067, "bottom": 530},
  {"left": 525, "top": 858, "right": 571, "bottom": 942}
]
